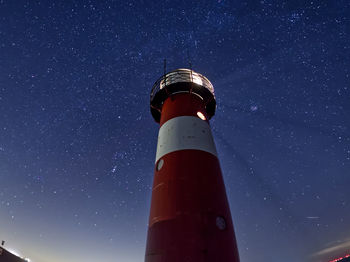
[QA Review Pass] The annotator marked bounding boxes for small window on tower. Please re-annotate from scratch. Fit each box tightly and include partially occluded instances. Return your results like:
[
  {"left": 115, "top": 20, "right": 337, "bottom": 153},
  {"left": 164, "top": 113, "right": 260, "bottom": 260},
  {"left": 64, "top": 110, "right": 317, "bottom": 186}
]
[
  {"left": 157, "top": 159, "right": 164, "bottom": 171},
  {"left": 197, "top": 111, "right": 206, "bottom": 120},
  {"left": 216, "top": 216, "right": 226, "bottom": 230}
]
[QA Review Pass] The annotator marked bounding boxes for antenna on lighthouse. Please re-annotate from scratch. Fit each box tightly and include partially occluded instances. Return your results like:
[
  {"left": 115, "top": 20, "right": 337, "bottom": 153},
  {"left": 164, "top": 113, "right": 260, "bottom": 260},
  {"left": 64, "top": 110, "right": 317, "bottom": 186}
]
[
  {"left": 187, "top": 50, "right": 194, "bottom": 94},
  {"left": 163, "top": 58, "right": 167, "bottom": 85}
]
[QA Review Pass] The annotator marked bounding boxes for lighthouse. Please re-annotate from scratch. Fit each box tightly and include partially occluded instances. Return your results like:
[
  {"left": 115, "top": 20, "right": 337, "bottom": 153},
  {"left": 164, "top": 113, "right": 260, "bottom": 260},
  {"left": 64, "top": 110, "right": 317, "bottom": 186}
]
[{"left": 146, "top": 68, "right": 240, "bottom": 262}]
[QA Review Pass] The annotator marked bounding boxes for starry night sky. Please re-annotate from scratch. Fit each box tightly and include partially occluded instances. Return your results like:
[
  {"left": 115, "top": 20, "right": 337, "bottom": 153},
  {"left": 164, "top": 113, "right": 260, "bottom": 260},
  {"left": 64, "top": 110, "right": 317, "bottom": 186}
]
[{"left": 0, "top": 1, "right": 349, "bottom": 262}]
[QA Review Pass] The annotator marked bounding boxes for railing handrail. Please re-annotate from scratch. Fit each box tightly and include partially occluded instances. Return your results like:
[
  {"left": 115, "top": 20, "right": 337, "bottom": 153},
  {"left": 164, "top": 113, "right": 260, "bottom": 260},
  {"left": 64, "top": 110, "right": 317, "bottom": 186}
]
[{"left": 150, "top": 68, "right": 214, "bottom": 102}]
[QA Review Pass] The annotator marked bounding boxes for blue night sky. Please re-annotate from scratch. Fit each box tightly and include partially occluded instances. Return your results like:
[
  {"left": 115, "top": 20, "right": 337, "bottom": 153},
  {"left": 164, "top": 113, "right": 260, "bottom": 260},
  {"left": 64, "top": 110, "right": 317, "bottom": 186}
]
[{"left": 0, "top": 1, "right": 349, "bottom": 262}]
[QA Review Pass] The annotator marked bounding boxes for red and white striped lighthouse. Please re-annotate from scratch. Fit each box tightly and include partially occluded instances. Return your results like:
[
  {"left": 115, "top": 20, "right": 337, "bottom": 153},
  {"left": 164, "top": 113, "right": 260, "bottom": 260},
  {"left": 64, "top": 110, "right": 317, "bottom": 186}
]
[{"left": 146, "top": 69, "right": 240, "bottom": 262}]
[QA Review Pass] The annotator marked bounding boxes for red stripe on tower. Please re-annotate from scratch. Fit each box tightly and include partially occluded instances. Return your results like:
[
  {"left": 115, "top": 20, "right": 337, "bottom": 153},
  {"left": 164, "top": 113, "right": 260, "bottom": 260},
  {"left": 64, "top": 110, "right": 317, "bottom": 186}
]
[{"left": 146, "top": 69, "right": 240, "bottom": 262}]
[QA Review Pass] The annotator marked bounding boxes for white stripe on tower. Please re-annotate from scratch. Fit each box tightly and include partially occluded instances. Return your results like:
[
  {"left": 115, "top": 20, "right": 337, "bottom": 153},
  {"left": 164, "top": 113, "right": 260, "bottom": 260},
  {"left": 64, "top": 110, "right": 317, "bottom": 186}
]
[{"left": 155, "top": 116, "right": 218, "bottom": 163}]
